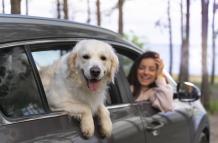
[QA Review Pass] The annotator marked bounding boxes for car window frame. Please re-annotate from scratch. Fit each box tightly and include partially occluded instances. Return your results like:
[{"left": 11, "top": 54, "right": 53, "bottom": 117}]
[
  {"left": 0, "top": 38, "right": 178, "bottom": 113},
  {"left": 25, "top": 45, "right": 51, "bottom": 112},
  {"left": 28, "top": 41, "right": 131, "bottom": 106},
  {"left": 114, "top": 44, "right": 177, "bottom": 92}
]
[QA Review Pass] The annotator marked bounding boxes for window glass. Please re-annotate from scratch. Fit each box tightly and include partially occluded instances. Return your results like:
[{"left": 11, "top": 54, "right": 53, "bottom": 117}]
[
  {"left": 32, "top": 50, "right": 62, "bottom": 67},
  {"left": 118, "top": 54, "right": 134, "bottom": 77},
  {"left": 0, "top": 47, "right": 45, "bottom": 118}
]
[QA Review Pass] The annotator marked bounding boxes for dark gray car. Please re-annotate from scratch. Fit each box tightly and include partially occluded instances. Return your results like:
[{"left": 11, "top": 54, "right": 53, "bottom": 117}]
[{"left": 0, "top": 15, "right": 209, "bottom": 143}]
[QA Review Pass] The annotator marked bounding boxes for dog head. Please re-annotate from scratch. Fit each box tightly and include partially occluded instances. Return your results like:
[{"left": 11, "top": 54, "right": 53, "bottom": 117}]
[{"left": 68, "top": 39, "right": 119, "bottom": 92}]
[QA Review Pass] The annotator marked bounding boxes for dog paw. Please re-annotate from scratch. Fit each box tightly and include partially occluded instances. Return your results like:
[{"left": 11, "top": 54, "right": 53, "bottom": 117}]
[
  {"left": 100, "top": 120, "right": 112, "bottom": 138},
  {"left": 81, "top": 122, "right": 94, "bottom": 138}
]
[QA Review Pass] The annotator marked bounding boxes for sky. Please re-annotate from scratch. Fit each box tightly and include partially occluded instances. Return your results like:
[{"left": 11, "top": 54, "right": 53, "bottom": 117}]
[{"left": 0, "top": 0, "right": 217, "bottom": 75}]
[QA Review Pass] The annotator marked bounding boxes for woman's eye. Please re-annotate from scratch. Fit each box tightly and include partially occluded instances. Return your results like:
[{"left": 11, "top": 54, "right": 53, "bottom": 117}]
[
  {"left": 100, "top": 55, "right": 107, "bottom": 61},
  {"left": 82, "top": 54, "right": 90, "bottom": 59},
  {"left": 138, "top": 66, "right": 146, "bottom": 71},
  {"left": 149, "top": 67, "right": 156, "bottom": 72}
]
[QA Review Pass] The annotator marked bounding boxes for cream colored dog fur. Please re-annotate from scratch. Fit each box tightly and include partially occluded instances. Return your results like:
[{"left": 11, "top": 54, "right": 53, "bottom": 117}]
[{"left": 39, "top": 39, "right": 119, "bottom": 138}]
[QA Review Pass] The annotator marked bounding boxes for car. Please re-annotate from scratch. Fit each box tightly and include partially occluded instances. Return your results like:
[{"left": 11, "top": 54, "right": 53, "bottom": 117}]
[{"left": 0, "top": 14, "right": 209, "bottom": 143}]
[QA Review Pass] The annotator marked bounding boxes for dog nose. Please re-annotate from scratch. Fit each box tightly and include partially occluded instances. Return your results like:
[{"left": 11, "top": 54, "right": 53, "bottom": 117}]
[{"left": 90, "top": 66, "right": 100, "bottom": 77}]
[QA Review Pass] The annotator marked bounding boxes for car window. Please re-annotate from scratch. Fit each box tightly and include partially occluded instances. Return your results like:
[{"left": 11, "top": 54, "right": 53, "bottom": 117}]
[
  {"left": 30, "top": 43, "right": 124, "bottom": 107},
  {"left": 0, "top": 46, "right": 46, "bottom": 118},
  {"left": 117, "top": 50, "right": 177, "bottom": 92}
]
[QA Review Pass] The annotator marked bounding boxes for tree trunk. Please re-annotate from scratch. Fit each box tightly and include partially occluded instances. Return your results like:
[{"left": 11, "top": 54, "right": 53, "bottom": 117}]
[
  {"left": 63, "top": 0, "right": 68, "bottom": 19},
  {"left": 180, "top": 0, "right": 184, "bottom": 40},
  {"left": 179, "top": 0, "right": 190, "bottom": 82},
  {"left": 211, "top": 0, "right": 218, "bottom": 84},
  {"left": 201, "top": 0, "right": 210, "bottom": 108},
  {"left": 118, "top": 0, "right": 124, "bottom": 35},
  {"left": 10, "top": 0, "right": 21, "bottom": 14},
  {"left": 179, "top": 0, "right": 184, "bottom": 81},
  {"left": 167, "top": 0, "right": 173, "bottom": 75},
  {"left": 2, "top": 0, "right": 5, "bottom": 14},
  {"left": 86, "top": 0, "right": 91, "bottom": 23},
  {"left": 96, "top": 0, "right": 101, "bottom": 26},
  {"left": 26, "top": 0, "right": 28, "bottom": 15},
  {"left": 57, "top": 0, "right": 61, "bottom": 19}
]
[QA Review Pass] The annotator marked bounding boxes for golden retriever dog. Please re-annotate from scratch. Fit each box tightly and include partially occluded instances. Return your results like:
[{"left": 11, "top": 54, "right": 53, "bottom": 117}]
[{"left": 39, "top": 39, "right": 119, "bottom": 138}]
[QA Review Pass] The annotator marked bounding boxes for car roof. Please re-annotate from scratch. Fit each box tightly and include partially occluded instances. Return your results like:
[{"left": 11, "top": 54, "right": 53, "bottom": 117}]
[{"left": 0, "top": 14, "right": 137, "bottom": 47}]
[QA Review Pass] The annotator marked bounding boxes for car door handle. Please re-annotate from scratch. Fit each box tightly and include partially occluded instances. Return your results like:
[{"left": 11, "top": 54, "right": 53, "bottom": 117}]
[{"left": 145, "top": 120, "right": 164, "bottom": 131}]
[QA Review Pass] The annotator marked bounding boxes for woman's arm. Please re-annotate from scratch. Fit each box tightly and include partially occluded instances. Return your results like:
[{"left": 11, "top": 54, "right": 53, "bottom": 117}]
[{"left": 149, "top": 75, "right": 174, "bottom": 112}]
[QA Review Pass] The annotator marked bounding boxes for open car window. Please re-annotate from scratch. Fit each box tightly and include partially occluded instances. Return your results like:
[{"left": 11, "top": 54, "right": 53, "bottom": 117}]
[
  {"left": 118, "top": 52, "right": 177, "bottom": 93},
  {"left": 30, "top": 42, "right": 128, "bottom": 107}
]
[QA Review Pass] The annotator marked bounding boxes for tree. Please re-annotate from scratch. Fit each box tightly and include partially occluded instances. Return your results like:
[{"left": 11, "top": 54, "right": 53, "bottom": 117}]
[
  {"left": 10, "top": 0, "right": 21, "bottom": 14},
  {"left": 154, "top": 0, "right": 174, "bottom": 75},
  {"left": 201, "top": 0, "right": 210, "bottom": 108},
  {"left": 86, "top": 0, "right": 91, "bottom": 24},
  {"left": 180, "top": 0, "right": 184, "bottom": 44},
  {"left": 26, "top": 0, "right": 28, "bottom": 15},
  {"left": 56, "top": 0, "right": 68, "bottom": 20},
  {"left": 179, "top": 0, "right": 190, "bottom": 82},
  {"left": 167, "top": 0, "right": 173, "bottom": 75},
  {"left": 57, "top": 0, "right": 61, "bottom": 19},
  {"left": 2, "top": 0, "right": 5, "bottom": 14},
  {"left": 124, "top": 32, "right": 144, "bottom": 48},
  {"left": 118, "top": 0, "right": 124, "bottom": 35},
  {"left": 63, "top": 0, "right": 68, "bottom": 19},
  {"left": 96, "top": 0, "right": 101, "bottom": 26},
  {"left": 211, "top": 0, "right": 218, "bottom": 84},
  {"left": 105, "top": 0, "right": 128, "bottom": 35}
]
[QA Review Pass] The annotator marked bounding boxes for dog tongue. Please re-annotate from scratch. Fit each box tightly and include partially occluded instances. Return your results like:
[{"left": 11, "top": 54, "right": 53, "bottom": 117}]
[{"left": 88, "top": 80, "right": 99, "bottom": 92}]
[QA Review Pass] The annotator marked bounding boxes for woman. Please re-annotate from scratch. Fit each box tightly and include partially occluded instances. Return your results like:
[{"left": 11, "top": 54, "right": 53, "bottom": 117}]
[{"left": 128, "top": 51, "right": 173, "bottom": 112}]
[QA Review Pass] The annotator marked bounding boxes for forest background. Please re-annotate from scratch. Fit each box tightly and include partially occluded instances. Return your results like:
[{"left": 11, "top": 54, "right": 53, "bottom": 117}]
[{"left": 1, "top": 0, "right": 218, "bottom": 113}]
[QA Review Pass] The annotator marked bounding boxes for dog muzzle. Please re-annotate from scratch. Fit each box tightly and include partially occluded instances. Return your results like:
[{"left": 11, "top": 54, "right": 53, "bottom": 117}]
[{"left": 82, "top": 66, "right": 102, "bottom": 92}]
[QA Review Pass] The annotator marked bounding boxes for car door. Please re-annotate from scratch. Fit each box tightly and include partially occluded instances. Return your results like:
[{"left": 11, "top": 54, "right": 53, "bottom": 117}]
[{"left": 140, "top": 105, "right": 193, "bottom": 143}]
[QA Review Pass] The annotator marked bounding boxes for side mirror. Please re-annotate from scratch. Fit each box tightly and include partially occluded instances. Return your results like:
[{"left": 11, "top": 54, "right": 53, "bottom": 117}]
[{"left": 176, "top": 82, "right": 201, "bottom": 102}]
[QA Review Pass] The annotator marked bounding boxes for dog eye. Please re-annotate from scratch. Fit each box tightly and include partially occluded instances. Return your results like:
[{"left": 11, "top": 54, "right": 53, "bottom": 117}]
[
  {"left": 82, "top": 54, "right": 90, "bottom": 60},
  {"left": 100, "top": 55, "right": 107, "bottom": 61}
]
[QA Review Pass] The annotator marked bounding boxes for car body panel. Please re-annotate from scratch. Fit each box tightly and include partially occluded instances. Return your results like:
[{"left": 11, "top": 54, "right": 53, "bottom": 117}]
[{"left": 0, "top": 106, "right": 145, "bottom": 143}]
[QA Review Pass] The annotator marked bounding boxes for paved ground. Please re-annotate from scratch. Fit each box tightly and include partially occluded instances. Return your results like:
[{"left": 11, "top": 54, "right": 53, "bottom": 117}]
[{"left": 210, "top": 113, "right": 218, "bottom": 143}]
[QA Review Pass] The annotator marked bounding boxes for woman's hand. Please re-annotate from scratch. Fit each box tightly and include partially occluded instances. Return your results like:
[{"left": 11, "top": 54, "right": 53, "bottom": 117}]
[
  {"left": 155, "top": 57, "right": 167, "bottom": 85},
  {"left": 155, "top": 58, "right": 164, "bottom": 77},
  {"left": 135, "top": 88, "right": 155, "bottom": 101}
]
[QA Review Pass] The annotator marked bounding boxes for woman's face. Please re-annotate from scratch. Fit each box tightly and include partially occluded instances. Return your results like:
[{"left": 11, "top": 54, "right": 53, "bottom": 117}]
[{"left": 137, "top": 58, "right": 158, "bottom": 87}]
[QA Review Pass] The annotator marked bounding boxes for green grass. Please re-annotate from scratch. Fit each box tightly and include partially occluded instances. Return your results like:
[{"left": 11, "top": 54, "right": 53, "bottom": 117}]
[
  {"left": 208, "top": 100, "right": 218, "bottom": 114},
  {"left": 207, "top": 83, "right": 218, "bottom": 114}
]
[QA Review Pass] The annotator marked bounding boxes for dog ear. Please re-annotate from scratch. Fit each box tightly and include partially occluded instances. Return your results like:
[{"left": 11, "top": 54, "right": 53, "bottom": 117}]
[
  {"left": 109, "top": 50, "right": 119, "bottom": 83},
  {"left": 68, "top": 40, "right": 85, "bottom": 72},
  {"left": 67, "top": 50, "right": 77, "bottom": 77}
]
